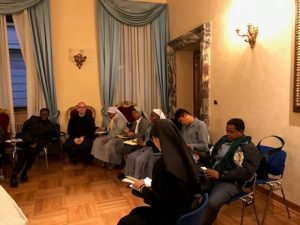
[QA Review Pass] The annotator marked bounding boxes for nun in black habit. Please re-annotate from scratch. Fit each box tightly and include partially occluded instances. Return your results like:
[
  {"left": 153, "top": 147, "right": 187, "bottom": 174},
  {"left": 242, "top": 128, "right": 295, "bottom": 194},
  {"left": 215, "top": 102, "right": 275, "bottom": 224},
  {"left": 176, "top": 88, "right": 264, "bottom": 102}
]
[{"left": 117, "top": 119, "right": 201, "bottom": 225}]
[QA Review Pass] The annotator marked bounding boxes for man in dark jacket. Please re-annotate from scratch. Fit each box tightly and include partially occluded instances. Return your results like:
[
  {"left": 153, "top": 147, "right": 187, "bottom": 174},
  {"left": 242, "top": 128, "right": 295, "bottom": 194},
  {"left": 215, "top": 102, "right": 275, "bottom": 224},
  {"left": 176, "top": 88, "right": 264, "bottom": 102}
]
[
  {"left": 199, "top": 118, "right": 260, "bottom": 225},
  {"left": 63, "top": 102, "right": 96, "bottom": 164},
  {"left": 10, "top": 108, "right": 56, "bottom": 187}
]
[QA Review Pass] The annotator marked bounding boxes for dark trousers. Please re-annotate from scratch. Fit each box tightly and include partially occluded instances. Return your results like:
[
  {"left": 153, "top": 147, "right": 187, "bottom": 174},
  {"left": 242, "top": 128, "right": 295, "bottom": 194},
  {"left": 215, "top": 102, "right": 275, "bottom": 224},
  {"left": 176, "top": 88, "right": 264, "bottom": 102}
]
[
  {"left": 13, "top": 144, "right": 42, "bottom": 174},
  {"left": 199, "top": 182, "right": 240, "bottom": 225},
  {"left": 63, "top": 137, "right": 93, "bottom": 163}
]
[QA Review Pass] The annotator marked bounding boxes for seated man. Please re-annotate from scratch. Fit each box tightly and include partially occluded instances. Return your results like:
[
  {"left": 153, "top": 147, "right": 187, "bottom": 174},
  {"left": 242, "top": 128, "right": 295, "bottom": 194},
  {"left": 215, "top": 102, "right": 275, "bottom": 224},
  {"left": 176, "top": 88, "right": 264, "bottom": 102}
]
[
  {"left": 199, "top": 118, "right": 260, "bottom": 225},
  {"left": 121, "top": 106, "right": 151, "bottom": 156},
  {"left": 63, "top": 102, "right": 96, "bottom": 164},
  {"left": 123, "top": 108, "right": 165, "bottom": 179},
  {"left": 91, "top": 106, "right": 127, "bottom": 170},
  {"left": 10, "top": 108, "right": 56, "bottom": 188},
  {"left": 175, "top": 108, "right": 209, "bottom": 154}
]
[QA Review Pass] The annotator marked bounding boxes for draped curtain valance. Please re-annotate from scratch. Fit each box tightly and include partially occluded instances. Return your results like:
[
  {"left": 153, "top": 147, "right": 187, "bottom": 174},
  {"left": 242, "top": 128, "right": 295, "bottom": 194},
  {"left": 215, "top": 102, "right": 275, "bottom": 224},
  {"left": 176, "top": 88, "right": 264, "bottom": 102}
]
[
  {"left": 0, "top": 0, "right": 42, "bottom": 14},
  {"left": 99, "top": 0, "right": 166, "bottom": 26},
  {"left": 97, "top": 0, "right": 169, "bottom": 115}
]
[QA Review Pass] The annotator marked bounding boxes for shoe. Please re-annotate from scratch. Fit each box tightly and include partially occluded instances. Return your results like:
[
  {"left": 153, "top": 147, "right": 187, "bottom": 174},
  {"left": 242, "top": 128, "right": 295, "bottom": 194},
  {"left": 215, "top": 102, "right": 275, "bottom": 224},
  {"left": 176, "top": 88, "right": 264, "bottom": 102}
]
[
  {"left": 100, "top": 161, "right": 106, "bottom": 168},
  {"left": 84, "top": 155, "right": 94, "bottom": 164},
  {"left": 21, "top": 172, "right": 28, "bottom": 182},
  {"left": 10, "top": 174, "right": 18, "bottom": 188},
  {"left": 117, "top": 172, "right": 126, "bottom": 180},
  {"left": 70, "top": 157, "right": 78, "bottom": 165},
  {"left": 107, "top": 164, "right": 116, "bottom": 170}
]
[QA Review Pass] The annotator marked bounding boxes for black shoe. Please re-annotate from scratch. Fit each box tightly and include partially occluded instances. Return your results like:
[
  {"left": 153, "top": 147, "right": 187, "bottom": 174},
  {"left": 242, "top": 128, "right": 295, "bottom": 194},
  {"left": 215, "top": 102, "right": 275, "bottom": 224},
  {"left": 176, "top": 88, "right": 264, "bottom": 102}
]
[
  {"left": 84, "top": 155, "right": 94, "bottom": 164},
  {"left": 21, "top": 172, "right": 28, "bottom": 182},
  {"left": 10, "top": 174, "right": 18, "bottom": 188},
  {"left": 70, "top": 156, "right": 78, "bottom": 165},
  {"left": 117, "top": 172, "right": 126, "bottom": 180}
]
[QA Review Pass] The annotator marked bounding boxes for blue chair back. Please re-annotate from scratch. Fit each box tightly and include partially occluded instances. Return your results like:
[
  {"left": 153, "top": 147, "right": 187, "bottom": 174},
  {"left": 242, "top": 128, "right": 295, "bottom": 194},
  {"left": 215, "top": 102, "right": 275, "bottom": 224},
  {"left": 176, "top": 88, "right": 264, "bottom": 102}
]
[
  {"left": 257, "top": 145, "right": 287, "bottom": 176},
  {"left": 175, "top": 193, "right": 208, "bottom": 225}
]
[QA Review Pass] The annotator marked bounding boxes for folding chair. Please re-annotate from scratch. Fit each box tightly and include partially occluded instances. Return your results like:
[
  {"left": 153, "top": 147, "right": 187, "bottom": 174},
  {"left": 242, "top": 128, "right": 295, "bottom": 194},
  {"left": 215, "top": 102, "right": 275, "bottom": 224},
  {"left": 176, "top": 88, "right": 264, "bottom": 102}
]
[
  {"left": 40, "top": 147, "right": 49, "bottom": 172},
  {"left": 175, "top": 193, "right": 208, "bottom": 225},
  {"left": 227, "top": 173, "right": 260, "bottom": 225},
  {"left": 256, "top": 136, "right": 291, "bottom": 225}
]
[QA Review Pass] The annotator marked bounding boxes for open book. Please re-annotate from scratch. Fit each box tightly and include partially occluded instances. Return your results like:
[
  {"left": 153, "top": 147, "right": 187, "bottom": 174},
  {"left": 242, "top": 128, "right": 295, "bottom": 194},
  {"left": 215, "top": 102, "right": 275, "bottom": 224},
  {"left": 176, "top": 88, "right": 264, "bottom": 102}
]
[
  {"left": 123, "top": 139, "right": 138, "bottom": 146},
  {"left": 122, "top": 176, "right": 152, "bottom": 187}
]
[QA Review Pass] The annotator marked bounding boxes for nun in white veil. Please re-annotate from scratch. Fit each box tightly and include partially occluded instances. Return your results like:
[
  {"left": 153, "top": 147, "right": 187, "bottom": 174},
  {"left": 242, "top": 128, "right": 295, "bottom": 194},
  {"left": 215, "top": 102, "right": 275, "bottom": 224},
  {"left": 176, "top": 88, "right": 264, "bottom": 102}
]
[
  {"left": 123, "top": 109, "right": 166, "bottom": 179},
  {"left": 91, "top": 107, "right": 127, "bottom": 168}
]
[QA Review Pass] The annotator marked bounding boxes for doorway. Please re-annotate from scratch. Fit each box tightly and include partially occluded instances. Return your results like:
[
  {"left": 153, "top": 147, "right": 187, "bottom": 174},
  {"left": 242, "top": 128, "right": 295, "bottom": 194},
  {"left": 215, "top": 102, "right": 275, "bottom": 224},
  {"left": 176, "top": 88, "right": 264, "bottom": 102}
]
[{"left": 167, "top": 23, "right": 211, "bottom": 124}]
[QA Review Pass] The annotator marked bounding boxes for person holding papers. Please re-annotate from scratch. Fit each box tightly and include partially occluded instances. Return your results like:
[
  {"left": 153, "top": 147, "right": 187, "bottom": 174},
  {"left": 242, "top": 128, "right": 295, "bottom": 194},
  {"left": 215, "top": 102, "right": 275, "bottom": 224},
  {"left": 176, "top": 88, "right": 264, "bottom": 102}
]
[
  {"left": 91, "top": 106, "right": 127, "bottom": 170},
  {"left": 120, "top": 106, "right": 151, "bottom": 156},
  {"left": 122, "top": 108, "right": 166, "bottom": 179},
  {"left": 118, "top": 119, "right": 201, "bottom": 225}
]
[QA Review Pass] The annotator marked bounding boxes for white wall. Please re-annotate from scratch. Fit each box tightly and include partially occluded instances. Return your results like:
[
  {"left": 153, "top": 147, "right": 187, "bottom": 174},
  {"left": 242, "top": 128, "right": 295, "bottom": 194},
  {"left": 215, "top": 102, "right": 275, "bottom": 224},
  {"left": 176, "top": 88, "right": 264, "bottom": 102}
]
[{"left": 168, "top": 0, "right": 300, "bottom": 204}]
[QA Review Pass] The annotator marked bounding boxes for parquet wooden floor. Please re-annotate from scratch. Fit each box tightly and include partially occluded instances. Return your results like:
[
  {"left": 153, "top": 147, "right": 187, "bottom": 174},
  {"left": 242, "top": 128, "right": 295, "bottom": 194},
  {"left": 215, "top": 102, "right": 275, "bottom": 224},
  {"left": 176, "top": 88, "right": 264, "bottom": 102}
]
[{"left": 1, "top": 155, "right": 299, "bottom": 225}]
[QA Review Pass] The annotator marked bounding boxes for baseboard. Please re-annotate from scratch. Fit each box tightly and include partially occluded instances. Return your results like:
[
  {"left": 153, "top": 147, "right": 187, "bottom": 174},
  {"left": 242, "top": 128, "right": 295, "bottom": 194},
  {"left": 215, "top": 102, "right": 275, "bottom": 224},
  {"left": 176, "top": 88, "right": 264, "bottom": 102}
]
[{"left": 256, "top": 185, "right": 300, "bottom": 214}]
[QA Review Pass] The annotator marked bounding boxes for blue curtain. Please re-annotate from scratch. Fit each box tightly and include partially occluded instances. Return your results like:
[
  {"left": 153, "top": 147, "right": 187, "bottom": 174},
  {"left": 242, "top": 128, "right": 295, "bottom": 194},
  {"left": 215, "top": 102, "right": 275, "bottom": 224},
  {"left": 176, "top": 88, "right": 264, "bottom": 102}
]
[
  {"left": 0, "top": 0, "right": 58, "bottom": 122},
  {"left": 98, "top": 1, "right": 121, "bottom": 121},
  {"left": 0, "top": 0, "right": 41, "bottom": 14},
  {"left": 152, "top": 9, "right": 169, "bottom": 113},
  {"left": 28, "top": 0, "right": 58, "bottom": 122},
  {"left": 97, "top": 0, "right": 169, "bottom": 114}
]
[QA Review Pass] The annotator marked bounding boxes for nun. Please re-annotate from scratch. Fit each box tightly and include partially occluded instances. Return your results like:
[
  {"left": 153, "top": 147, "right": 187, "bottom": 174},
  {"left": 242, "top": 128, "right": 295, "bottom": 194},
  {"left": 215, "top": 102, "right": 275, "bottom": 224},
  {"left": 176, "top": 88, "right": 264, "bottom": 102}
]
[
  {"left": 118, "top": 119, "right": 200, "bottom": 225},
  {"left": 91, "top": 106, "right": 127, "bottom": 169},
  {"left": 123, "top": 108, "right": 166, "bottom": 179}
]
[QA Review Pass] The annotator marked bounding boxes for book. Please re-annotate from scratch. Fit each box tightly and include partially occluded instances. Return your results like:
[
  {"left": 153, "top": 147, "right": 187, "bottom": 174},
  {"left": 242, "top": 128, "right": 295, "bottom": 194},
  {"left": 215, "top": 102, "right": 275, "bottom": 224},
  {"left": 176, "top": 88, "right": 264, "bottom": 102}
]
[
  {"left": 123, "top": 139, "right": 138, "bottom": 146},
  {"left": 121, "top": 176, "right": 152, "bottom": 187},
  {"left": 95, "top": 131, "right": 108, "bottom": 135},
  {"left": 5, "top": 138, "right": 23, "bottom": 143}
]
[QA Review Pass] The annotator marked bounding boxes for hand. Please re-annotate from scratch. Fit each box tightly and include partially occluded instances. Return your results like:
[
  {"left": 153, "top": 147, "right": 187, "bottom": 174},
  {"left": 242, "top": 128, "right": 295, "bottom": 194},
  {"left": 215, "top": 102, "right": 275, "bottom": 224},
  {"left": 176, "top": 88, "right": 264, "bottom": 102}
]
[
  {"left": 101, "top": 137, "right": 109, "bottom": 144},
  {"left": 192, "top": 154, "right": 200, "bottom": 162},
  {"left": 124, "top": 127, "right": 130, "bottom": 133},
  {"left": 73, "top": 138, "right": 81, "bottom": 145},
  {"left": 77, "top": 136, "right": 85, "bottom": 144},
  {"left": 30, "top": 143, "right": 37, "bottom": 148},
  {"left": 96, "top": 127, "right": 104, "bottom": 132},
  {"left": 136, "top": 137, "right": 144, "bottom": 146},
  {"left": 186, "top": 144, "right": 193, "bottom": 149},
  {"left": 127, "top": 131, "right": 134, "bottom": 137},
  {"left": 132, "top": 179, "right": 145, "bottom": 191},
  {"left": 205, "top": 169, "right": 220, "bottom": 179}
]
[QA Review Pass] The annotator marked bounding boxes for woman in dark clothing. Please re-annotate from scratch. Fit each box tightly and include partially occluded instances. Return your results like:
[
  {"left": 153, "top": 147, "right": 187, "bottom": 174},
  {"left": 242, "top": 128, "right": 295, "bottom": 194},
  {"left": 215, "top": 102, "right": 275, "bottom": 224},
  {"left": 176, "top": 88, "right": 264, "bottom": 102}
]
[{"left": 118, "top": 119, "right": 200, "bottom": 225}]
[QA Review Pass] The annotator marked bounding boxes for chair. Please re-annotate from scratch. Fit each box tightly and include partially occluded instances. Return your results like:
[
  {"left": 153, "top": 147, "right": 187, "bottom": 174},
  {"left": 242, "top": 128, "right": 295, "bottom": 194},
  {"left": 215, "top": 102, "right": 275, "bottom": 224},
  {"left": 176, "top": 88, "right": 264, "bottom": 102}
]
[
  {"left": 115, "top": 101, "right": 136, "bottom": 127},
  {"left": 39, "top": 147, "right": 49, "bottom": 172},
  {"left": 226, "top": 173, "right": 260, "bottom": 225},
  {"left": 256, "top": 138, "right": 291, "bottom": 225},
  {"left": 0, "top": 108, "right": 10, "bottom": 139},
  {"left": 66, "top": 105, "right": 96, "bottom": 122},
  {"left": 175, "top": 193, "right": 208, "bottom": 225}
]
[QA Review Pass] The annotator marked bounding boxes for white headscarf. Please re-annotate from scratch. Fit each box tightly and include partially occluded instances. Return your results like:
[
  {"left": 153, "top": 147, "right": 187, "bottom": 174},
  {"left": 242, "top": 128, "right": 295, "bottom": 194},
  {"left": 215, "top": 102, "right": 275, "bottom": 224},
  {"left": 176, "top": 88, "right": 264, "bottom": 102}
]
[
  {"left": 152, "top": 109, "right": 166, "bottom": 119},
  {"left": 108, "top": 106, "right": 128, "bottom": 123}
]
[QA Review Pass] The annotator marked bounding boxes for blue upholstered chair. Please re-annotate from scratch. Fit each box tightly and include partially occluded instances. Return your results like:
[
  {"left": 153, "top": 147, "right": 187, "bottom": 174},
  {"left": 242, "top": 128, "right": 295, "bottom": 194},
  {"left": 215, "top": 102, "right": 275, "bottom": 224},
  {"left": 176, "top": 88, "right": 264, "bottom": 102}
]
[
  {"left": 256, "top": 140, "right": 291, "bottom": 225},
  {"left": 175, "top": 193, "right": 208, "bottom": 225}
]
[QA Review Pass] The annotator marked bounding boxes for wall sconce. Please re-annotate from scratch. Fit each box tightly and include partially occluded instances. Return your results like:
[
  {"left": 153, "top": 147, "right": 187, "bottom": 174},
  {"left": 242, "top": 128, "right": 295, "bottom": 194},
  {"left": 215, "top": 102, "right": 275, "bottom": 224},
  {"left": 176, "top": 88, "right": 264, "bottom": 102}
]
[
  {"left": 69, "top": 48, "right": 87, "bottom": 69},
  {"left": 235, "top": 24, "right": 259, "bottom": 48}
]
